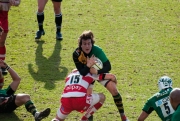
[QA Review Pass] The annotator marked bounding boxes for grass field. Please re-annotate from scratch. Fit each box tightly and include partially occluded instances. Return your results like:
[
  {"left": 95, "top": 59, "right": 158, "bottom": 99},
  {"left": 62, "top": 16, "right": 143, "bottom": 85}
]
[{"left": 0, "top": 0, "right": 180, "bottom": 121}]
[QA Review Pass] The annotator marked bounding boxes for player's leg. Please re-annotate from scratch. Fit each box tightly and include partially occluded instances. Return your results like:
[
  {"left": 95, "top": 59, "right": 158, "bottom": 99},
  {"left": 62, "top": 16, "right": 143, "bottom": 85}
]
[
  {"left": 52, "top": 97, "right": 71, "bottom": 121},
  {"left": 99, "top": 73, "right": 126, "bottom": 117},
  {"left": 35, "top": 0, "right": 48, "bottom": 40},
  {"left": 52, "top": 106, "right": 68, "bottom": 121},
  {"left": 0, "top": 11, "right": 8, "bottom": 75},
  {"left": 15, "top": 94, "right": 50, "bottom": 121},
  {"left": 52, "top": 0, "right": 63, "bottom": 40},
  {"left": 81, "top": 93, "right": 105, "bottom": 121},
  {"left": 105, "top": 81, "right": 129, "bottom": 121}
]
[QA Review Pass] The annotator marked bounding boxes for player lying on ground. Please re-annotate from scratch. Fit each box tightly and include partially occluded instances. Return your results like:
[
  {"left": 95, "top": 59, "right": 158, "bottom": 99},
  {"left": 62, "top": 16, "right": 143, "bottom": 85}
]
[
  {"left": 0, "top": 59, "right": 50, "bottom": 121},
  {"left": 51, "top": 69, "right": 117, "bottom": 121}
]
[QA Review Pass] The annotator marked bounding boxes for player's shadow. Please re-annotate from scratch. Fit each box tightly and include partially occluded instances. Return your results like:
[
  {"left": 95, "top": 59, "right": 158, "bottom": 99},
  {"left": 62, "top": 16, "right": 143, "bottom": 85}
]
[
  {"left": 0, "top": 112, "right": 23, "bottom": 121},
  {"left": 28, "top": 40, "right": 68, "bottom": 90}
]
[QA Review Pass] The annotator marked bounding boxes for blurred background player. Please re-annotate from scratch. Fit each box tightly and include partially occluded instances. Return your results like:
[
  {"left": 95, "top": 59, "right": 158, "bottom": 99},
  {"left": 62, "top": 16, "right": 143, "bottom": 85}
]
[
  {"left": 0, "top": 59, "right": 50, "bottom": 121},
  {"left": 0, "top": 0, "right": 21, "bottom": 75},
  {"left": 35, "top": 0, "right": 63, "bottom": 40},
  {"left": 0, "top": 23, "right": 4, "bottom": 89},
  {"left": 72, "top": 30, "right": 129, "bottom": 121},
  {"left": 170, "top": 88, "right": 180, "bottom": 121},
  {"left": 138, "top": 76, "right": 174, "bottom": 121},
  {"left": 51, "top": 69, "right": 117, "bottom": 121}
]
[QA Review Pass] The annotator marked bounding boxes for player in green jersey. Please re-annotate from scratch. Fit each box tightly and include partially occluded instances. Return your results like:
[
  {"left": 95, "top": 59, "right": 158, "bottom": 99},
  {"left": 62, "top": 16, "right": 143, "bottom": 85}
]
[
  {"left": 72, "top": 30, "right": 129, "bottom": 121},
  {"left": 170, "top": 88, "right": 180, "bottom": 121},
  {"left": 138, "top": 76, "right": 174, "bottom": 121},
  {"left": 0, "top": 60, "right": 50, "bottom": 121}
]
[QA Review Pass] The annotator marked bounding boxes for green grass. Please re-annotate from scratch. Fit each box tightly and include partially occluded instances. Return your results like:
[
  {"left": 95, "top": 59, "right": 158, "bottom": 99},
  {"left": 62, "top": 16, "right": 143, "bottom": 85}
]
[{"left": 0, "top": 0, "right": 180, "bottom": 121}]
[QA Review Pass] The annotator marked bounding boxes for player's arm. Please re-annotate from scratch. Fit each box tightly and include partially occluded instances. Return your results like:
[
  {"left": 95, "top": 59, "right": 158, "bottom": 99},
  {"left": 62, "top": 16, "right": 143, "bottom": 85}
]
[
  {"left": 137, "top": 111, "right": 149, "bottom": 121},
  {"left": 87, "top": 84, "right": 93, "bottom": 95},
  {"left": 73, "top": 51, "right": 95, "bottom": 76},
  {"left": 9, "top": 0, "right": 21, "bottom": 6},
  {"left": 87, "top": 80, "right": 95, "bottom": 95},
  {"left": 0, "top": 60, "right": 21, "bottom": 91},
  {"left": 98, "top": 60, "right": 111, "bottom": 74},
  {"left": 138, "top": 100, "right": 154, "bottom": 121},
  {"left": 103, "top": 73, "right": 117, "bottom": 84}
]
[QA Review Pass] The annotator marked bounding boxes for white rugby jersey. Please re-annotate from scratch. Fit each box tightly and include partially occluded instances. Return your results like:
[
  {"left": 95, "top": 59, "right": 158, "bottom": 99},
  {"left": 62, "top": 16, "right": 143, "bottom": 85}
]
[{"left": 62, "top": 70, "right": 103, "bottom": 97}]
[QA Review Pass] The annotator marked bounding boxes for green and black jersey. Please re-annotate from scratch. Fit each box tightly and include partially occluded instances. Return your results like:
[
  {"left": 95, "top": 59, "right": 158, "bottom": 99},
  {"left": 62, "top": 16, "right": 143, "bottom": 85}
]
[
  {"left": 142, "top": 88, "right": 174, "bottom": 121},
  {"left": 0, "top": 86, "right": 15, "bottom": 104},
  {"left": 0, "top": 86, "right": 14, "bottom": 97},
  {"left": 171, "top": 104, "right": 180, "bottom": 121},
  {"left": 73, "top": 45, "right": 111, "bottom": 76}
]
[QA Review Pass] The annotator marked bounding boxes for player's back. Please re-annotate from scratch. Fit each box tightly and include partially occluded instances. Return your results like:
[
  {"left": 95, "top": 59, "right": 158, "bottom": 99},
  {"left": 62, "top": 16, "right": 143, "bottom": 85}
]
[
  {"left": 62, "top": 70, "right": 95, "bottom": 97},
  {"left": 151, "top": 88, "right": 174, "bottom": 121}
]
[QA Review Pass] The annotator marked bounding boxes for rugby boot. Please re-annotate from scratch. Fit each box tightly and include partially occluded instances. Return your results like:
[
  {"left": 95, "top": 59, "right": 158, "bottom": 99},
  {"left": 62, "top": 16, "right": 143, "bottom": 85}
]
[
  {"left": 56, "top": 32, "right": 63, "bottom": 40},
  {"left": 121, "top": 114, "right": 129, "bottom": 121},
  {"left": 35, "top": 30, "right": 45, "bottom": 40},
  {"left": 35, "top": 108, "right": 51, "bottom": 121}
]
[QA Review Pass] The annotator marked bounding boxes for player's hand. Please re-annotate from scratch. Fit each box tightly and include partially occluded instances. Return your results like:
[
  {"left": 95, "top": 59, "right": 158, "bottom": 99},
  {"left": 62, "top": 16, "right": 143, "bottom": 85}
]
[
  {"left": 104, "top": 73, "right": 117, "bottom": 84},
  {"left": 0, "top": 60, "right": 8, "bottom": 68},
  {"left": 86, "top": 55, "right": 96, "bottom": 68},
  {"left": 90, "top": 67, "right": 98, "bottom": 75},
  {"left": 9, "top": 0, "right": 20, "bottom": 6}
]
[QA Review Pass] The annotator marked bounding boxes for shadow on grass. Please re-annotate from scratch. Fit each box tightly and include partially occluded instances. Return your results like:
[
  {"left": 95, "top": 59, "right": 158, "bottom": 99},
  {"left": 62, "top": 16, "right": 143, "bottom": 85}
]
[
  {"left": 0, "top": 112, "right": 23, "bottom": 121},
  {"left": 28, "top": 40, "right": 68, "bottom": 90}
]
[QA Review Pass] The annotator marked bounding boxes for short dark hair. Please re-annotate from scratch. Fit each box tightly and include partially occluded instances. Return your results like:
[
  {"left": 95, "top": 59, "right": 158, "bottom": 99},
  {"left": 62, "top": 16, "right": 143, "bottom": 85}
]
[{"left": 78, "top": 30, "right": 95, "bottom": 48}]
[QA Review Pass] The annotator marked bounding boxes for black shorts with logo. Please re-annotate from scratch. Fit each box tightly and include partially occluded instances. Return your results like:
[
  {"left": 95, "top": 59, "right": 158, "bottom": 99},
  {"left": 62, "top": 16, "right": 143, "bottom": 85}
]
[{"left": 0, "top": 95, "right": 17, "bottom": 113}]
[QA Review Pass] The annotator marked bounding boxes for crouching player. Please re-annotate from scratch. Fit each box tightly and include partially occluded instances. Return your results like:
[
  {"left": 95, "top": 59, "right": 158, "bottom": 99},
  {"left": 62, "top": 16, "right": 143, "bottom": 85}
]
[{"left": 51, "top": 69, "right": 117, "bottom": 121}]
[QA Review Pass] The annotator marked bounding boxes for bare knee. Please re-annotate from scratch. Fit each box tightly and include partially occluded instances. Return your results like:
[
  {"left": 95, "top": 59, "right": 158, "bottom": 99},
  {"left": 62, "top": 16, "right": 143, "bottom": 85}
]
[
  {"left": 99, "top": 93, "right": 106, "bottom": 103},
  {"left": 15, "top": 94, "right": 31, "bottom": 106}
]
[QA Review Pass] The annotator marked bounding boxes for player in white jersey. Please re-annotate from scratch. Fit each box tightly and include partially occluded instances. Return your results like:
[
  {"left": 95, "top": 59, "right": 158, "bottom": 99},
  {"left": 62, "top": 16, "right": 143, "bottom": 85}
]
[
  {"left": 0, "top": 0, "right": 20, "bottom": 75},
  {"left": 51, "top": 69, "right": 117, "bottom": 121}
]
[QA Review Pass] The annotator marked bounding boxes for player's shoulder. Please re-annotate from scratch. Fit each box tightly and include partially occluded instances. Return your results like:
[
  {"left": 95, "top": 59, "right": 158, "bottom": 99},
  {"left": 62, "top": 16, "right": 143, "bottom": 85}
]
[
  {"left": 146, "top": 92, "right": 159, "bottom": 102},
  {"left": 93, "top": 45, "right": 102, "bottom": 50},
  {"left": 73, "top": 48, "right": 81, "bottom": 56}
]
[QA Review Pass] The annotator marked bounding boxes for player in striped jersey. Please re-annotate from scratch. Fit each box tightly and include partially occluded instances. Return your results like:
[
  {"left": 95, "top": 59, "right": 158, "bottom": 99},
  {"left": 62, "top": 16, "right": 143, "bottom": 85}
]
[
  {"left": 51, "top": 69, "right": 117, "bottom": 121},
  {"left": 0, "top": 0, "right": 21, "bottom": 75}
]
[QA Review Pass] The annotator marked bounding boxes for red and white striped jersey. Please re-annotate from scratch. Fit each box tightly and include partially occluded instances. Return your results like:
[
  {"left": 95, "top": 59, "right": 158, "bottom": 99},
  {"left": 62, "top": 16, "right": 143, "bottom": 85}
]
[{"left": 62, "top": 70, "right": 103, "bottom": 97}]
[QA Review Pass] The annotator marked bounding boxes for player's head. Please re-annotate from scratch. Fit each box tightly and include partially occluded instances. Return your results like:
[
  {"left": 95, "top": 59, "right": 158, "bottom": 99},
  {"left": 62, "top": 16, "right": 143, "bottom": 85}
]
[
  {"left": 78, "top": 30, "right": 95, "bottom": 54},
  {"left": 170, "top": 88, "right": 180, "bottom": 110},
  {"left": 158, "top": 76, "right": 172, "bottom": 91}
]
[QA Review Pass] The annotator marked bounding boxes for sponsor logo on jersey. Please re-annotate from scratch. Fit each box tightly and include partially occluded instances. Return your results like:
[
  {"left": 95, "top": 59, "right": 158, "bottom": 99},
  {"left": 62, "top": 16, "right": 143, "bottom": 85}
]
[
  {"left": 66, "top": 85, "right": 82, "bottom": 91},
  {"left": 155, "top": 96, "right": 170, "bottom": 107}
]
